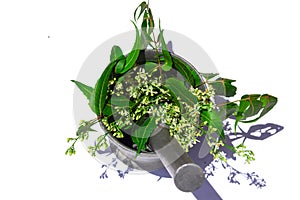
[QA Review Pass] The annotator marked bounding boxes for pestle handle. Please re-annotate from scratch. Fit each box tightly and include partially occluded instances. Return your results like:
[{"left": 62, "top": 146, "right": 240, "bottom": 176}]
[{"left": 149, "top": 124, "right": 205, "bottom": 192}]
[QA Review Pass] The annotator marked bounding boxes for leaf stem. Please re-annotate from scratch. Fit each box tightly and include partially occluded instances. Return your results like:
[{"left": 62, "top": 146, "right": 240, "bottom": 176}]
[
  {"left": 151, "top": 33, "right": 163, "bottom": 81},
  {"left": 144, "top": 2, "right": 162, "bottom": 82},
  {"left": 71, "top": 137, "right": 79, "bottom": 147}
]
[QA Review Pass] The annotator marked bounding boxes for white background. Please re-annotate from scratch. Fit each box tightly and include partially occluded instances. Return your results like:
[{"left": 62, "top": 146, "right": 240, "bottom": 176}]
[{"left": 0, "top": 0, "right": 299, "bottom": 199}]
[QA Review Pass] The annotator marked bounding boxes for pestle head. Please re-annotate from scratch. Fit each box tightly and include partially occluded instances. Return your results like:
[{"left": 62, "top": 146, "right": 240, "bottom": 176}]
[
  {"left": 150, "top": 124, "right": 205, "bottom": 192},
  {"left": 174, "top": 163, "right": 205, "bottom": 192}
]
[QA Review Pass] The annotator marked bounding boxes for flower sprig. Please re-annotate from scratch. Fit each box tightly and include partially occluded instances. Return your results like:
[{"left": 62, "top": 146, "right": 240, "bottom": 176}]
[
  {"left": 67, "top": 1, "right": 278, "bottom": 165},
  {"left": 65, "top": 119, "right": 109, "bottom": 156}
]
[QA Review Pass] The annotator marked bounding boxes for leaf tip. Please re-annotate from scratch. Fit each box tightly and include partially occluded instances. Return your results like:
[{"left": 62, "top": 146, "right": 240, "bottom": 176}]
[{"left": 130, "top": 20, "right": 137, "bottom": 27}]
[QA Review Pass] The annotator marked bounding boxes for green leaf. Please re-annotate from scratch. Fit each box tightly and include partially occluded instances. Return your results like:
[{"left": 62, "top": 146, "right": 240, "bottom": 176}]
[
  {"left": 243, "top": 95, "right": 263, "bottom": 118},
  {"left": 141, "top": 30, "right": 153, "bottom": 49},
  {"left": 71, "top": 80, "right": 93, "bottom": 100},
  {"left": 219, "top": 102, "right": 238, "bottom": 119},
  {"left": 159, "top": 20, "right": 172, "bottom": 71},
  {"left": 172, "top": 56, "right": 202, "bottom": 87},
  {"left": 76, "top": 120, "right": 97, "bottom": 137},
  {"left": 116, "top": 75, "right": 125, "bottom": 84},
  {"left": 144, "top": 61, "right": 157, "bottom": 72},
  {"left": 110, "top": 95, "right": 131, "bottom": 107},
  {"left": 116, "top": 21, "right": 141, "bottom": 74},
  {"left": 234, "top": 95, "right": 251, "bottom": 131},
  {"left": 90, "top": 61, "right": 116, "bottom": 115},
  {"left": 234, "top": 94, "right": 264, "bottom": 131},
  {"left": 200, "top": 73, "right": 219, "bottom": 81},
  {"left": 259, "top": 94, "right": 278, "bottom": 117},
  {"left": 201, "top": 109, "right": 225, "bottom": 140},
  {"left": 165, "top": 78, "right": 198, "bottom": 107},
  {"left": 132, "top": 117, "right": 156, "bottom": 155},
  {"left": 141, "top": 11, "right": 148, "bottom": 30},
  {"left": 147, "top": 8, "right": 155, "bottom": 34},
  {"left": 103, "top": 104, "right": 113, "bottom": 116},
  {"left": 134, "top": 1, "right": 147, "bottom": 21},
  {"left": 141, "top": 11, "right": 149, "bottom": 49},
  {"left": 114, "top": 57, "right": 126, "bottom": 73},
  {"left": 209, "top": 78, "right": 237, "bottom": 97},
  {"left": 240, "top": 94, "right": 278, "bottom": 123},
  {"left": 71, "top": 80, "right": 96, "bottom": 112},
  {"left": 110, "top": 45, "right": 124, "bottom": 62}
]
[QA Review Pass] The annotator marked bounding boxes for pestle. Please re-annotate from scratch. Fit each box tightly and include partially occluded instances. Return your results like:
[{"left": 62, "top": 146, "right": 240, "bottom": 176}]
[{"left": 149, "top": 124, "right": 205, "bottom": 192}]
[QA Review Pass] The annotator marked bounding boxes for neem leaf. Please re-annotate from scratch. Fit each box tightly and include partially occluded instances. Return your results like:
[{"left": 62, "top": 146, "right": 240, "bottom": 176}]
[
  {"left": 234, "top": 95, "right": 251, "bottom": 130},
  {"left": 141, "top": 11, "right": 149, "bottom": 49},
  {"left": 240, "top": 94, "right": 278, "bottom": 124},
  {"left": 134, "top": 1, "right": 147, "bottom": 21},
  {"left": 103, "top": 104, "right": 113, "bottom": 116},
  {"left": 116, "top": 21, "right": 141, "bottom": 74},
  {"left": 172, "top": 56, "right": 202, "bottom": 87},
  {"left": 102, "top": 101, "right": 119, "bottom": 117},
  {"left": 209, "top": 78, "right": 237, "bottom": 97},
  {"left": 71, "top": 80, "right": 96, "bottom": 113},
  {"left": 147, "top": 8, "right": 155, "bottom": 34},
  {"left": 219, "top": 102, "right": 238, "bottom": 119},
  {"left": 258, "top": 94, "right": 278, "bottom": 118},
  {"left": 165, "top": 78, "right": 198, "bottom": 107},
  {"left": 90, "top": 61, "right": 116, "bottom": 116},
  {"left": 159, "top": 20, "right": 172, "bottom": 71},
  {"left": 234, "top": 94, "right": 268, "bottom": 131},
  {"left": 110, "top": 45, "right": 126, "bottom": 73},
  {"left": 201, "top": 110, "right": 225, "bottom": 140},
  {"left": 141, "top": 30, "right": 154, "bottom": 49},
  {"left": 114, "top": 57, "right": 126, "bottom": 74},
  {"left": 71, "top": 80, "right": 93, "bottom": 100},
  {"left": 110, "top": 45, "right": 124, "bottom": 62},
  {"left": 132, "top": 117, "right": 156, "bottom": 155},
  {"left": 144, "top": 61, "right": 157, "bottom": 72},
  {"left": 200, "top": 73, "right": 219, "bottom": 81},
  {"left": 242, "top": 95, "right": 263, "bottom": 119},
  {"left": 141, "top": 11, "right": 148, "bottom": 31},
  {"left": 159, "top": 84, "right": 182, "bottom": 112},
  {"left": 110, "top": 95, "right": 131, "bottom": 107}
]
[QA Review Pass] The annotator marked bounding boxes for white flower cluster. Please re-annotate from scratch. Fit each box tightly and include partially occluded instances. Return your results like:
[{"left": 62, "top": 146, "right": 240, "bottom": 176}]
[
  {"left": 149, "top": 102, "right": 180, "bottom": 124},
  {"left": 102, "top": 65, "right": 217, "bottom": 153},
  {"left": 190, "top": 85, "right": 215, "bottom": 110},
  {"left": 131, "top": 68, "right": 162, "bottom": 99},
  {"left": 101, "top": 117, "right": 124, "bottom": 138},
  {"left": 131, "top": 84, "right": 171, "bottom": 121},
  {"left": 169, "top": 102, "right": 202, "bottom": 151},
  {"left": 167, "top": 86, "right": 215, "bottom": 152}
]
